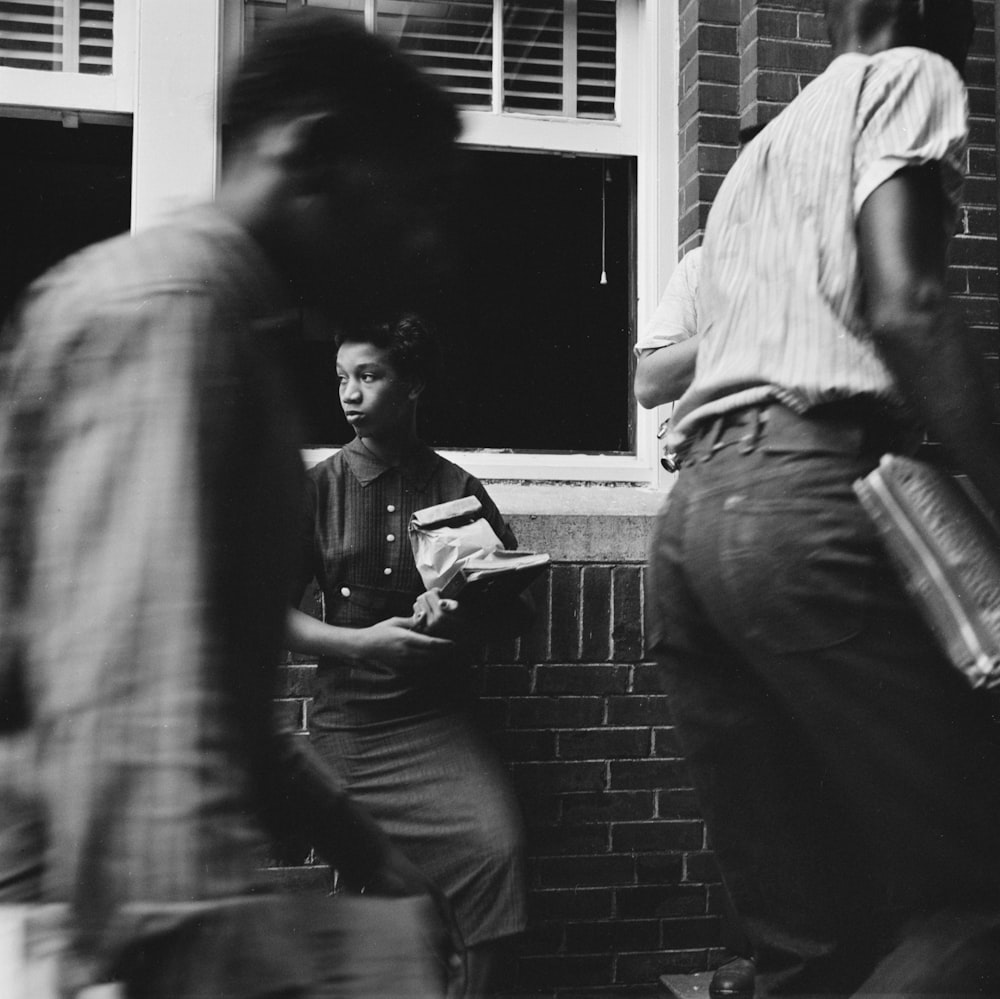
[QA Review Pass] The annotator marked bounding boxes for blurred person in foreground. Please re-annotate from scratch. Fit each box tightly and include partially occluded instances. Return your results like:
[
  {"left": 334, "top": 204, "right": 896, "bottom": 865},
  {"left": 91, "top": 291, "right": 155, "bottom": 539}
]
[
  {"left": 646, "top": 1, "right": 1000, "bottom": 996},
  {"left": 0, "top": 10, "right": 464, "bottom": 998}
]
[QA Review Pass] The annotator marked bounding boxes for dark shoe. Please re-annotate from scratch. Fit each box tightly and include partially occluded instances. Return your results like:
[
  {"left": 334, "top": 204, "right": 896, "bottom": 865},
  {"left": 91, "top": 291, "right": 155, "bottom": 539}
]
[{"left": 709, "top": 957, "right": 755, "bottom": 998}]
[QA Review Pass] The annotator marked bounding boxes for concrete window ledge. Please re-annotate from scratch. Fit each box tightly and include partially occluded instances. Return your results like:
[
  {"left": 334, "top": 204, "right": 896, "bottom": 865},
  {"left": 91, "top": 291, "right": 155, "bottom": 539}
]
[{"left": 487, "top": 483, "right": 667, "bottom": 563}]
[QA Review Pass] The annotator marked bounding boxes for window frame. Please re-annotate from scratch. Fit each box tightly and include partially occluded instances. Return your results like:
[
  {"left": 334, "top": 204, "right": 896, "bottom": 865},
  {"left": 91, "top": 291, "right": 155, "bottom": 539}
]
[
  {"left": 0, "top": 1, "right": 136, "bottom": 115},
  {"left": 294, "top": 0, "right": 678, "bottom": 487},
  {"left": 3, "top": 0, "right": 678, "bottom": 490}
]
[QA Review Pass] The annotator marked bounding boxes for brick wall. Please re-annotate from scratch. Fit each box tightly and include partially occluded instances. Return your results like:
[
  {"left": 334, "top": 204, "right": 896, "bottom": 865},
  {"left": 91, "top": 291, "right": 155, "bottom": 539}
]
[
  {"left": 475, "top": 558, "right": 725, "bottom": 994},
  {"left": 273, "top": 512, "right": 727, "bottom": 997},
  {"left": 270, "top": 4, "right": 1000, "bottom": 996},
  {"left": 953, "top": 1, "right": 1000, "bottom": 432}
]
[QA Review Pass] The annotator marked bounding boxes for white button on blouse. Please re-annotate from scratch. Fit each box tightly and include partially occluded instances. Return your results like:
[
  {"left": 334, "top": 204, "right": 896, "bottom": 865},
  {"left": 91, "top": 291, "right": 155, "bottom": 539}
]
[
  {"left": 340, "top": 586, "right": 351, "bottom": 598},
  {"left": 383, "top": 567, "right": 392, "bottom": 576},
  {"left": 386, "top": 534, "right": 396, "bottom": 542}
]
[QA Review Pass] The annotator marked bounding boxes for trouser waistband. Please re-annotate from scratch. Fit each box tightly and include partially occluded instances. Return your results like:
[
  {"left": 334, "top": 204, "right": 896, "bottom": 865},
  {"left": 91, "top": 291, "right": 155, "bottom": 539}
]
[{"left": 677, "top": 401, "right": 919, "bottom": 468}]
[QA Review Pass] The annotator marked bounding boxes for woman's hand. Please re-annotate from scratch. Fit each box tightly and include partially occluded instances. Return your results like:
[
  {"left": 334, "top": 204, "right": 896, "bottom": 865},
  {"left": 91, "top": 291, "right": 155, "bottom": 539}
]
[
  {"left": 411, "top": 589, "right": 477, "bottom": 643},
  {"left": 352, "top": 615, "right": 454, "bottom": 668}
]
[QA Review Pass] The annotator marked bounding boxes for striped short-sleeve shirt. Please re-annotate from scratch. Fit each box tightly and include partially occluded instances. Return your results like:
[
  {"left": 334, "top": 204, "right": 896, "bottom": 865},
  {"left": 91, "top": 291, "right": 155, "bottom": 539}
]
[
  {"left": 667, "top": 47, "right": 968, "bottom": 448},
  {"left": 634, "top": 246, "right": 702, "bottom": 356}
]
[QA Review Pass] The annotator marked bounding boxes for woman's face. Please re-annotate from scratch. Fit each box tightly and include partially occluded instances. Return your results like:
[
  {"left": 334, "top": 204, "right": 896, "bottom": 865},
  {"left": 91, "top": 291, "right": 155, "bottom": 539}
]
[{"left": 336, "top": 340, "right": 418, "bottom": 441}]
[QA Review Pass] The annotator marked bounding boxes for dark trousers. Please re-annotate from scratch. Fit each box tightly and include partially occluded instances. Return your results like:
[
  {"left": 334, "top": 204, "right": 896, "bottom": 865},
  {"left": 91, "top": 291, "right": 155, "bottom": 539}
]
[{"left": 647, "top": 404, "right": 1000, "bottom": 997}]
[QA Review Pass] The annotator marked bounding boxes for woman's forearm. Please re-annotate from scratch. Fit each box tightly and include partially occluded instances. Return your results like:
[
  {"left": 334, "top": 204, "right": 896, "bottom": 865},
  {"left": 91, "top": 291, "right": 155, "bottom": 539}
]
[{"left": 286, "top": 606, "right": 364, "bottom": 662}]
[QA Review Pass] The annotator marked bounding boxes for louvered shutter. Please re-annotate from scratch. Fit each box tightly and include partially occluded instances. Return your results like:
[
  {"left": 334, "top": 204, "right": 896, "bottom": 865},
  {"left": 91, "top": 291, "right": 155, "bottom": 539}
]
[
  {"left": 377, "top": 1, "right": 493, "bottom": 110},
  {"left": 576, "top": 0, "right": 614, "bottom": 119},
  {"left": 502, "top": 1, "right": 561, "bottom": 115},
  {"left": 79, "top": 0, "right": 113, "bottom": 75},
  {"left": 246, "top": 0, "right": 365, "bottom": 39},
  {"left": 0, "top": 0, "right": 113, "bottom": 75},
  {"left": 503, "top": 0, "right": 615, "bottom": 119},
  {"left": 243, "top": 0, "right": 616, "bottom": 120}
]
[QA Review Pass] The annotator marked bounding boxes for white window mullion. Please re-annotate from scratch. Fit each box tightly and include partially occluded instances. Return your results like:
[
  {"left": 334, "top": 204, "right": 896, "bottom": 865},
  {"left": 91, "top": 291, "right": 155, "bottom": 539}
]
[
  {"left": 62, "top": 0, "right": 80, "bottom": 72},
  {"left": 132, "top": 0, "right": 224, "bottom": 230},
  {"left": 491, "top": 0, "right": 503, "bottom": 114},
  {"left": 563, "top": 0, "right": 577, "bottom": 117}
]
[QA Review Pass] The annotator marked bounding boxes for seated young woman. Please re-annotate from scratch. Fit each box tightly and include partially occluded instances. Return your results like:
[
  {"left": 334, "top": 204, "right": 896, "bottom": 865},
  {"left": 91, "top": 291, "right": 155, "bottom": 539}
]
[{"left": 286, "top": 315, "right": 531, "bottom": 999}]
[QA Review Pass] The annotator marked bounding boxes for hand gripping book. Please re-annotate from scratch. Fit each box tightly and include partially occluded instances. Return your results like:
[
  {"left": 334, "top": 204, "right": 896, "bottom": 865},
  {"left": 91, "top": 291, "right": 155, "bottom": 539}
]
[{"left": 853, "top": 454, "right": 1000, "bottom": 690}]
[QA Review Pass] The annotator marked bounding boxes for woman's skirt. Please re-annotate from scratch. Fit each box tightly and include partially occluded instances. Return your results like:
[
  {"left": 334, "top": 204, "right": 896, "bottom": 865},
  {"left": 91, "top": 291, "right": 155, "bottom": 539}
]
[{"left": 310, "top": 709, "right": 527, "bottom": 947}]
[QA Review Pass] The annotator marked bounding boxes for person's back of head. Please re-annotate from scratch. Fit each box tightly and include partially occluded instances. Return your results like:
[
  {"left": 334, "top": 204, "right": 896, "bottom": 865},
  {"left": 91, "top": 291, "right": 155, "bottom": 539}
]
[
  {"left": 223, "top": 9, "right": 460, "bottom": 160},
  {"left": 824, "top": 0, "right": 975, "bottom": 76},
  {"left": 218, "top": 10, "right": 462, "bottom": 324}
]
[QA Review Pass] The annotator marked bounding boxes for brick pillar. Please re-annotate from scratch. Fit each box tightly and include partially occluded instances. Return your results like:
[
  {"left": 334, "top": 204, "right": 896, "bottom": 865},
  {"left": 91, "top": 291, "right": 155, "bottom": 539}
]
[
  {"left": 677, "top": 0, "right": 741, "bottom": 253},
  {"left": 954, "top": 0, "right": 1000, "bottom": 422},
  {"left": 738, "top": 0, "right": 830, "bottom": 130}
]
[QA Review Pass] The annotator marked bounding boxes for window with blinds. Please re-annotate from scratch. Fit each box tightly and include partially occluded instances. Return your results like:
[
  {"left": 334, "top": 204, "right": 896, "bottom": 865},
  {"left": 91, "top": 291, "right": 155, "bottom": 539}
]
[
  {"left": 243, "top": 0, "right": 617, "bottom": 120},
  {"left": 0, "top": 1, "right": 114, "bottom": 75}
]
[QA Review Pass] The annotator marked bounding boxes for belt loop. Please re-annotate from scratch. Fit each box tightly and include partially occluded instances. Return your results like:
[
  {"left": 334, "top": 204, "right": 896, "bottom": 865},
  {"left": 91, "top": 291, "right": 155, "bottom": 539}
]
[
  {"left": 699, "top": 416, "right": 727, "bottom": 462},
  {"left": 739, "top": 406, "right": 767, "bottom": 453}
]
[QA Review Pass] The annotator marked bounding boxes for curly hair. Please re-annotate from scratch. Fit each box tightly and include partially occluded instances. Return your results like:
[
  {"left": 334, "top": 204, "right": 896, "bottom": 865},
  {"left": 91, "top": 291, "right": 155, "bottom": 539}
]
[{"left": 337, "top": 315, "right": 443, "bottom": 390}]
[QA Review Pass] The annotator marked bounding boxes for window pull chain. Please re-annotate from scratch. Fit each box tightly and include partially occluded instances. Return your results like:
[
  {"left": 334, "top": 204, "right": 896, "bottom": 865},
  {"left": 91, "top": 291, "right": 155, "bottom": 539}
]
[{"left": 600, "top": 161, "right": 608, "bottom": 286}]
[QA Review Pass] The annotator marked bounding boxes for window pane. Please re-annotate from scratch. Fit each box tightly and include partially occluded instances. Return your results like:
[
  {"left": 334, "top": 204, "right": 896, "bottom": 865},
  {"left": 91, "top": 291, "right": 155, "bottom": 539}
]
[
  {"left": 244, "top": 1, "right": 366, "bottom": 45},
  {"left": 243, "top": 1, "right": 617, "bottom": 122},
  {"left": 502, "top": 1, "right": 563, "bottom": 116},
  {"left": 286, "top": 151, "right": 635, "bottom": 454},
  {"left": 80, "top": 0, "right": 113, "bottom": 75},
  {"left": 0, "top": 0, "right": 113, "bottom": 75},
  {"left": 377, "top": 1, "right": 493, "bottom": 110},
  {"left": 433, "top": 150, "right": 633, "bottom": 452},
  {"left": 0, "top": 116, "right": 132, "bottom": 318},
  {"left": 307, "top": 0, "right": 366, "bottom": 21},
  {"left": 502, "top": 1, "right": 615, "bottom": 119},
  {"left": 577, "top": 0, "right": 615, "bottom": 119}
]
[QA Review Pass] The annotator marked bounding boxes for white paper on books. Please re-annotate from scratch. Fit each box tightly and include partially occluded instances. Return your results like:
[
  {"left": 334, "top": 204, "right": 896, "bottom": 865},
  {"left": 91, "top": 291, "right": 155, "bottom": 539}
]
[
  {"left": 440, "top": 549, "right": 551, "bottom": 600},
  {"left": 408, "top": 496, "right": 504, "bottom": 592}
]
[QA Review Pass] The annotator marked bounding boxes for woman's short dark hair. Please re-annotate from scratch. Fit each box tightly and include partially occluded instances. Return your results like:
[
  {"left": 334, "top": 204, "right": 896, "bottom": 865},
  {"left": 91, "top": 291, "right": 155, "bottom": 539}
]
[
  {"left": 337, "top": 315, "right": 442, "bottom": 390},
  {"left": 223, "top": 9, "right": 460, "bottom": 156}
]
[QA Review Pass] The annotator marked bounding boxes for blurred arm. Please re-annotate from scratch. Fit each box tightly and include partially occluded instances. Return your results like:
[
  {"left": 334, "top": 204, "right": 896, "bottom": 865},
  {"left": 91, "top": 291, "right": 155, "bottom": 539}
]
[
  {"left": 858, "top": 163, "right": 1000, "bottom": 511},
  {"left": 634, "top": 334, "right": 703, "bottom": 409}
]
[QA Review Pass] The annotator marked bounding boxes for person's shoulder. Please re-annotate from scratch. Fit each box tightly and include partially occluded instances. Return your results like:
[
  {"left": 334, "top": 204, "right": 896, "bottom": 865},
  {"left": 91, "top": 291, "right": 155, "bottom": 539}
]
[
  {"left": 425, "top": 448, "right": 486, "bottom": 494},
  {"left": 6, "top": 227, "right": 159, "bottom": 359},
  {"left": 25, "top": 210, "right": 231, "bottom": 320},
  {"left": 425, "top": 447, "right": 467, "bottom": 481},
  {"left": 678, "top": 247, "right": 702, "bottom": 280},
  {"left": 867, "top": 46, "right": 965, "bottom": 95},
  {"left": 307, "top": 449, "right": 349, "bottom": 485}
]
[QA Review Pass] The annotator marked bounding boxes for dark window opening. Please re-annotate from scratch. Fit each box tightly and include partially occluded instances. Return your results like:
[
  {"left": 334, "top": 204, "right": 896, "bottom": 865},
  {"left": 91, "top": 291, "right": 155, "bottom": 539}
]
[
  {"left": 291, "top": 149, "right": 636, "bottom": 454},
  {"left": 0, "top": 115, "right": 132, "bottom": 320}
]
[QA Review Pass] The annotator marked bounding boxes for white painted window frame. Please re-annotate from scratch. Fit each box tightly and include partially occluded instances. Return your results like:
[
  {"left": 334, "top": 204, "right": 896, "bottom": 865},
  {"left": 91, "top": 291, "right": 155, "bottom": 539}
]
[
  {"left": 0, "top": 0, "right": 137, "bottom": 115},
  {"left": 3, "top": 0, "right": 678, "bottom": 489},
  {"left": 306, "top": 1, "right": 679, "bottom": 487}
]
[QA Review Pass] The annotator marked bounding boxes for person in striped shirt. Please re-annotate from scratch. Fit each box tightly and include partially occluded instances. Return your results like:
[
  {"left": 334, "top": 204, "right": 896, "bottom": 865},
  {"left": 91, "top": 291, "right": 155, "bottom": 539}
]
[{"left": 646, "top": 1, "right": 1000, "bottom": 995}]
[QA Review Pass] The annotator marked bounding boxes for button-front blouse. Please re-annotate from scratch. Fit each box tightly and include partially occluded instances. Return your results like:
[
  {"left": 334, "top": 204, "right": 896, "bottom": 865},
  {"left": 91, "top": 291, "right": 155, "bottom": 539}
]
[{"left": 299, "top": 437, "right": 516, "bottom": 723}]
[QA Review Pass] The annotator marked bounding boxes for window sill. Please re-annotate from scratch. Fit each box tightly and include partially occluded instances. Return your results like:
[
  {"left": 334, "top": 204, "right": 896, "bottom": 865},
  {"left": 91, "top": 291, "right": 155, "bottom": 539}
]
[{"left": 487, "top": 483, "right": 668, "bottom": 563}]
